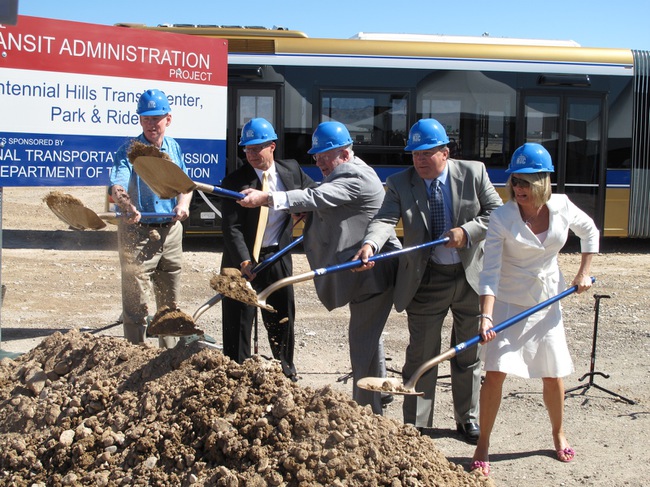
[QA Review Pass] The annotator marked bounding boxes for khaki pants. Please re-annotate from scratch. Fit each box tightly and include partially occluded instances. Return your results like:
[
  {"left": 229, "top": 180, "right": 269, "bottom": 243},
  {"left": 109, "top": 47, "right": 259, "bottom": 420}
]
[{"left": 117, "top": 221, "right": 183, "bottom": 349}]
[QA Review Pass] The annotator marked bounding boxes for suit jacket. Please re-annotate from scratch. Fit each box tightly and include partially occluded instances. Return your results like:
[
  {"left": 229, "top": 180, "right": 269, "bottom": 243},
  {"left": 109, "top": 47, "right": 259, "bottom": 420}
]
[
  {"left": 479, "top": 194, "right": 599, "bottom": 307},
  {"left": 284, "top": 156, "right": 401, "bottom": 310},
  {"left": 221, "top": 159, "right": 315, "bottom": 269},
  {"left": 363, "top": 158, "right": 502, "bottom": 312}
]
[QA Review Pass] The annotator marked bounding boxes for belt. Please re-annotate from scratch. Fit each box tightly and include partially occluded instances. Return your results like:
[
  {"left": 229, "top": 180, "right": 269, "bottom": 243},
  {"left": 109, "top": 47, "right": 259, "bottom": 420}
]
[
  {"left": 260, "top": 245, "right": 280, "bottom": 255},
  {"left": 138, "top": 221, "right": 175, "bottom": 228},
  {"left": 427, "top": 259, "right": 463, "bottom": 268}
]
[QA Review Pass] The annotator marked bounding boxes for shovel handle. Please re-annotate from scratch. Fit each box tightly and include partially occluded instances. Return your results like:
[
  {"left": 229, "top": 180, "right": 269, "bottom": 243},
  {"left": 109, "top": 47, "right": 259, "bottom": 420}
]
[
  {"left": 252, "top": 235, "right": 304, "bottom": 275},
  {"left": 96, "top": 212, "right": 177, "bottom": 220},
  {"left": 257, "top": 237, "right": 450, "bottom": 305},
  {"left": 456, "top": 277, "right": 595, "bottom": 353},
  {"left": 251, "top": 215, "right": 306, "bottom": 274},
  {"left": 193, "top": 182, "right": 245, "bottom": 200},
  {"left": 313, "top": 236, "right": 450, "bottom": 276}
]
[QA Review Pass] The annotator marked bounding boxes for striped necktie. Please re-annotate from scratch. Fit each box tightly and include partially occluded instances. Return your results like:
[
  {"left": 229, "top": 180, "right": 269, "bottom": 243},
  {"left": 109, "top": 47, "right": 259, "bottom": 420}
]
[{"left": 429, "top": 178, "right": 445, "bottom": 239}]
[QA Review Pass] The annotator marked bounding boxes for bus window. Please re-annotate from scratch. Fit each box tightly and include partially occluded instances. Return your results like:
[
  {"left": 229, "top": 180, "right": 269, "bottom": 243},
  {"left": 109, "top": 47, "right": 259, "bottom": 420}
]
[
  {"left": 318, "top": 90, "right": 410, "bottom": 166},
  {"left": 238, "top": 92, "right": 275, "bottom": 129},
  {"left": 416, "top": 71, "right": 516, "bottom": 171}
]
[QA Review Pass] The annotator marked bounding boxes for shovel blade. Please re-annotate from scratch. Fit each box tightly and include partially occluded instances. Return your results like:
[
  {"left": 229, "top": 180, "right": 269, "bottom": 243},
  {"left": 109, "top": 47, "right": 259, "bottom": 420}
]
[
  {"left": 356, "top": 376, "right": 423, "bottom": 396},
  {"left": 45, "top": 192, "right": 107, "bottom": 230},
  {"left": 133, "top": 156, "right": 196, "bottom": 199},
  {"left": 146, "top": 306, "right": 205, "bottom": 337}
]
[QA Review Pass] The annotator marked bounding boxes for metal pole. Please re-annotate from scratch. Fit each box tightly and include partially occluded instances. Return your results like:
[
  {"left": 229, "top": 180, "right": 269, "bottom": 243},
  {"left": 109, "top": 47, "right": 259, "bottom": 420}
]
[{"left": 565, "top": 294, "right": 635, "bottom": 404}]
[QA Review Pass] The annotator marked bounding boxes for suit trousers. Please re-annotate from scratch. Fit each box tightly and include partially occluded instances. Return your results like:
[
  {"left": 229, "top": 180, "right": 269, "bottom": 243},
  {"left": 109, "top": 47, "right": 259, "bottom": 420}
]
[
  {"left": 402, "top": 261, "right": 481, "bottom": 427},
  {"left": 348, "top": 259, "right": 396, "bottom": 415},
  {"left": 222, "top": 248, "right": 296, "bottom": 377},
  {"left": 117, "top": 221, "right": 182, "bottom": 349}
]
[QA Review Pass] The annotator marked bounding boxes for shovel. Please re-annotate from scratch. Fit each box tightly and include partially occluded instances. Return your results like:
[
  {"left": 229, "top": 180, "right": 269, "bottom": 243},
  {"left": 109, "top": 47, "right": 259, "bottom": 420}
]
[
  {"left": 133, "top": 156, "right": 245, "bottom": 200},
  {"left": 233, "top": 236, "right": 450, "bottom": 311},
  {"left": 44, "top": 191, "right": 175, "bottom": 230},
  {"left": 356, "top": 277, "right": 596, "bottom": 395},
  {"left": 146, "top": 234, "right": 305, "bottom": 337}
]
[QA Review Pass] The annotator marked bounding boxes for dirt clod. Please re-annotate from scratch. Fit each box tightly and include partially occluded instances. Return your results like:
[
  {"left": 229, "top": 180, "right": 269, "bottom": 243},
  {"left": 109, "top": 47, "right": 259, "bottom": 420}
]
[
  {"left": 127, "top": 140, "right": 171, "bottom": 164},
  {"left": 147, "top": 306, "right": 204, "bottom": 337},
  {"left": 209, "top": 269, "right": 259, "bottom": 307},
  {"left": 43, "top": 191, "right": 85, "bottom": 213}
]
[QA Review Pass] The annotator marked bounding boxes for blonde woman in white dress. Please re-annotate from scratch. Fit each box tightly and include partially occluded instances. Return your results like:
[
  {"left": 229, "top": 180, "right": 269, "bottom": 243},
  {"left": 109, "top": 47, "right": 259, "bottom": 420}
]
[{"left": 470, "top": 143, "right": 599, "bottom": 477}]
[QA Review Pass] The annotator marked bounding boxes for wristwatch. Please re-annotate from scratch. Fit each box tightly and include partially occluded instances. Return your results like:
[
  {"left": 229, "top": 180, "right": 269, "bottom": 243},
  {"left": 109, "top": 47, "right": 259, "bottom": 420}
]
[{"left": 267, "top": 192, "right": 273, "bottom": 207}]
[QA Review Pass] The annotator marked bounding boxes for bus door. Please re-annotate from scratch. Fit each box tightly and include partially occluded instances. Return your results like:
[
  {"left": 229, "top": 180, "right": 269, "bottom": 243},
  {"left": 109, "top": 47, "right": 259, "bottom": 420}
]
[
  {"left": 520, "top": 93, "right": 607, "bottom": 230},
  {"left": 183, "top": 85, "right": 280, "bottom": 236},
  {"left": 228, "top": 86, "right": 281, "bottom": 173}
]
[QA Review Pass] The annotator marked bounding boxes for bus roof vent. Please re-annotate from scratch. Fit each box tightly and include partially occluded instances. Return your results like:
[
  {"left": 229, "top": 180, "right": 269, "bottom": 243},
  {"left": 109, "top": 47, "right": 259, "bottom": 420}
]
[
  {"left": 350, "top": 32, "right": 581, "bottom": 47},
  {"left": 228, "top": 38, "right": 277, "bottom": 54}
]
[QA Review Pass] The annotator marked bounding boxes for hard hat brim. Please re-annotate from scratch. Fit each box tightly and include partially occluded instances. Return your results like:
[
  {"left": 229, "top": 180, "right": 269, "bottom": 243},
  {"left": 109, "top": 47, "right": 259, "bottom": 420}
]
[{"left": 138, "top": 109, "right": 171, "bottom": 116}]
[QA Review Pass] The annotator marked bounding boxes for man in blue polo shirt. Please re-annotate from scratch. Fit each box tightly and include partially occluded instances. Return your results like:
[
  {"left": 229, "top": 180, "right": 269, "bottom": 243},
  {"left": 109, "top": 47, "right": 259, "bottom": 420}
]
[{"left": 109, "top": 89, "right": 192, "bottom": 348}]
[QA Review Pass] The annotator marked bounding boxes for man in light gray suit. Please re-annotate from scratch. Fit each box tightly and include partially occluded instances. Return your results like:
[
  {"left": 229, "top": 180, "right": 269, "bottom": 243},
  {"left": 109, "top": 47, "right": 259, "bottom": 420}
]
[
  {"left": 355, "top": 119, "right": 502, "bottom": 443},
  {"left": 238, "top": 121, "right": 401, "bottom": 414}
]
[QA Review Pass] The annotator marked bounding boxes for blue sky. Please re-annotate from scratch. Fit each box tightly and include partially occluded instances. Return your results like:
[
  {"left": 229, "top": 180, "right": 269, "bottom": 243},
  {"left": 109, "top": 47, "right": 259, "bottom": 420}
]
[{"left": 16, "top": 0, "right": 650, "bottom": 51}]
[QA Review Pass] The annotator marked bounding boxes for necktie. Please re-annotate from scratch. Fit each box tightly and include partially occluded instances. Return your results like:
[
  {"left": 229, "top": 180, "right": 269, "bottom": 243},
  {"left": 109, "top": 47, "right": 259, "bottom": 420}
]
[
  {"left": 429, "top": 178, "right": 445, "bottom": 239},
  {"left": 252, "top": 171, "right": 269, "bottom": 262}
]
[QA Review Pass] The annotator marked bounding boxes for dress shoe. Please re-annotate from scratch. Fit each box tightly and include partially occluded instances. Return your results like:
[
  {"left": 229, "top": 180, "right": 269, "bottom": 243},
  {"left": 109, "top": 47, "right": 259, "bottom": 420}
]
[
  {"left": 381, "top": 393, "right": 394, "bottom": 407},
  {"left": 457, "top": 422, "right": 480, "bottom": 444}
]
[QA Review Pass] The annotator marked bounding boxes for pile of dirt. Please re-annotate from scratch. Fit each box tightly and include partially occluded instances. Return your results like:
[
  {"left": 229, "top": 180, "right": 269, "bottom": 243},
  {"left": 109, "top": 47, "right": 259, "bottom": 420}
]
[{"left": 0, "top": 331, "right": 492, "bottom": 486}]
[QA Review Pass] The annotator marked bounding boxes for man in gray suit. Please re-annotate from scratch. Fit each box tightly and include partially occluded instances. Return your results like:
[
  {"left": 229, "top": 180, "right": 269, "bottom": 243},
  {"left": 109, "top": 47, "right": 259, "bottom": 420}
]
[
  {"left": 238, "top": 121, "right": 401, "bottom": 414},
  {"left": 354, "top": 119, "right": 502, "bottom": 443}
]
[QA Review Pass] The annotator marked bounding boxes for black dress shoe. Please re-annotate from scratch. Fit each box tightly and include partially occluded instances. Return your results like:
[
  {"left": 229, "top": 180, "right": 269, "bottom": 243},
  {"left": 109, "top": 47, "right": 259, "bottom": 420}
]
[
  {"left": 381, "top": 393, "right": 394, "bottom": 407},
  {"left": 456, "top": 422, "right": 480, "bottom": 444}
]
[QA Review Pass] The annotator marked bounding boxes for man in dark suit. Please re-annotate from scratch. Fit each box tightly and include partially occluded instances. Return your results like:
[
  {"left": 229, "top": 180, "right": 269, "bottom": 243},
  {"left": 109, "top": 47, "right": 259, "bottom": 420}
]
[
  {"left": 220, "top": 118, "right": 315, "bottom": 381},
  {"left": 238, "top": 121, "right": 401, "bottom": 414},
  {"left": 355, "top": 119, "right": 502, "bottom": 443}
]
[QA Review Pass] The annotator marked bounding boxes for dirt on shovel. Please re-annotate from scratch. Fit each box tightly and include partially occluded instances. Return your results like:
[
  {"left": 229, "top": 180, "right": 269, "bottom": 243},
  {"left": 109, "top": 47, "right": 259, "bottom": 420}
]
[
  {"left": 43, "top": 191, "right": 107, "bottom": 230},
  {"left": 209, "top": 268, "right": 260, "bottom": 307},
  {"left": 127, "top": 140, "right": 171, "bottom": 163},
  {"left": 43, "top": 191, "right": 85, "bottom": 228},
  {"left": 146, "top": 306, "right": 205, "bottom": 337}
]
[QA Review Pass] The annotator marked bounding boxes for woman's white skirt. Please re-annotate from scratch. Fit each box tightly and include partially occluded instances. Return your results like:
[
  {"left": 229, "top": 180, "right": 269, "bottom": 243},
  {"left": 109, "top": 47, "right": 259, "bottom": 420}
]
[{"left": 479, "top": 300, "right": 573, "bottom": 378}]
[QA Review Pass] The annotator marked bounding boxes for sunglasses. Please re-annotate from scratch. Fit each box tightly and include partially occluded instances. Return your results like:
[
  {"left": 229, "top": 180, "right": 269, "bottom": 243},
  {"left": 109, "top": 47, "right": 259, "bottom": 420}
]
[
  {"left": 243, "top": 142, "right": 273, "bottom": 153},
  {"left": 510, "top": 176, "right": 531, "bottom": 188}
]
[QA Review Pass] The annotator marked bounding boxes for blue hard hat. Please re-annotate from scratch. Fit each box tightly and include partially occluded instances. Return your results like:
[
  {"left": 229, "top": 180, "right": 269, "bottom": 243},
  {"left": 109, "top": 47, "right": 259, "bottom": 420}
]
[
  {"left": 136, "top": 89, "right": 171, "bottom": 116},
  {"left": 404, "top": 119, "right": 450, "bottom": 151},
  {"left": 239, "top": 118, "right": 278, "bottom": 146},
  {"left": 507, "top": 143, "right": 555, "bottom": 174},
  {"left": 308, "top": 121, "right": 353, "bottom": 154}
]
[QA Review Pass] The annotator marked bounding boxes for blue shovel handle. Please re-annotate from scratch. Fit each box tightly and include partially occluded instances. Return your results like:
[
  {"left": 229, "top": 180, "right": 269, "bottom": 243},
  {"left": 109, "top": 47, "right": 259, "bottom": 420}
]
[
  {"left": 252, "top": 235, "right": 304, "bottom": 275},
  {"left": 312, "top": 236, "right": 450, "bottom": 276},
  {"left": 456, "top": 276, "right": 597, "bottom": 353},
  {"left": 193, "top": 182, "right": 245, "bottom": 200},
  {"left": 134, "top": 212, "right": 176, "bottom": 219},
  {"left": 98, "top": 211, "right": 177, "bottom": 220}
]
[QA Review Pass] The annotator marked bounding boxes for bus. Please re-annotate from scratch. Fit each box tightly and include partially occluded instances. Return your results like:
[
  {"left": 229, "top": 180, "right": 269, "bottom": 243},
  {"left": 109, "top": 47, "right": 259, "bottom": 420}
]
[{"left": 117, "top": 23, "right": 650, "bottom": 238}]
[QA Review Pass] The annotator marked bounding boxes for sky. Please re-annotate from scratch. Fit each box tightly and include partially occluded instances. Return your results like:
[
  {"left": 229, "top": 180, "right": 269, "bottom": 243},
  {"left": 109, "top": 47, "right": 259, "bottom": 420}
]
[{"left": 14, "top": 0, "right": 650, "bottom": 51}]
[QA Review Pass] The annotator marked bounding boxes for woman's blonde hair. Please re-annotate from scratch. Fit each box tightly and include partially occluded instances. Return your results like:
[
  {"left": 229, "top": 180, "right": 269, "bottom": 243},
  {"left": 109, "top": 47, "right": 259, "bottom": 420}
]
[{"left": 507, "top": 172, "right": 551, "bottom": 207}]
